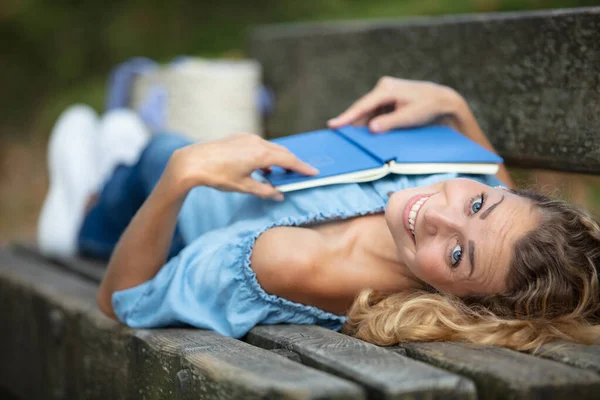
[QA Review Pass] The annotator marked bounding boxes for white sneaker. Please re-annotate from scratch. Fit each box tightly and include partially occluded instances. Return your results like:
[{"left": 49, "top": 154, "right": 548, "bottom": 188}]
[
  {"left": 37, "top": 105, "right": 100, "bottom": 257},
  {"left": 96, "top": 109, "right": 150, "bottom": 188}
]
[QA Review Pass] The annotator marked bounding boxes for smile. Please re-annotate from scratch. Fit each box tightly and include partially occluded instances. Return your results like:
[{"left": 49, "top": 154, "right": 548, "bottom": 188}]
[{"left": 403, "top": 194, "right": 432, "bottom": 243}]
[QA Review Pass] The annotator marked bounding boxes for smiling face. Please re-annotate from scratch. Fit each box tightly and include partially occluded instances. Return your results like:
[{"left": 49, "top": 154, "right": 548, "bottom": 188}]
[{"left": 385, "top": 178, "right": 539, "bottom": 297}]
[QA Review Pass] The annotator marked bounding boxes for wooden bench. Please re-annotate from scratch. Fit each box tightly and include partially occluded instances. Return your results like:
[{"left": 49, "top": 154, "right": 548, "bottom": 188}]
[{"left": 2, "top": 6, "right": 600, "bottom": 399}]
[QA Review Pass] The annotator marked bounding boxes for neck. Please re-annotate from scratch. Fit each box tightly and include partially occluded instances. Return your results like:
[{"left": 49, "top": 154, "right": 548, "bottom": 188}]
[{"left": 342, "top": 214, "right": 421, "bottom": 292}]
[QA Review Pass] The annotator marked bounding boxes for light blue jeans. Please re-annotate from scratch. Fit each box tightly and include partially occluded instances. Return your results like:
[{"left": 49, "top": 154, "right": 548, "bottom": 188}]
[{"left": 78, "top": 134, "right": 191, "bottom": 261}]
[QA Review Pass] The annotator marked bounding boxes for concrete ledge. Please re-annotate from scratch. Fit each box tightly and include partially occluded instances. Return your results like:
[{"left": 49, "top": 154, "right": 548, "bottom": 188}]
[{"left": 251, "top": 7, "right": 600, "bottom": 173}]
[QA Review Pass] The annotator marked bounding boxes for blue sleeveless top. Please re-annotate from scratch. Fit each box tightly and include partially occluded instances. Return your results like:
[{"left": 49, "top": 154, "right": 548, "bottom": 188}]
[{"left": 112, "top": 173, "right": 503, "bottom": 337}]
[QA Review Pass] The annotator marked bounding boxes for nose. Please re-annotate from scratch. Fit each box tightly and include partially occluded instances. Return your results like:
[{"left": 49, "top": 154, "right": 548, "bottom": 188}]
[{"left": 422, "top": 207, "right": 460, "bottom": 236}]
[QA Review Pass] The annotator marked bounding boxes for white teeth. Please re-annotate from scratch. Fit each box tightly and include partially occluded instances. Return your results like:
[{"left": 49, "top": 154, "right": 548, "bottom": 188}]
[{"left": 408, "top": 196, "right": 429, "bottom": 238}]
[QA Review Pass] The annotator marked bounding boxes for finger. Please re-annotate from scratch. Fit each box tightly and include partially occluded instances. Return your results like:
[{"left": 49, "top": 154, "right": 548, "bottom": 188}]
[
  {"left": 352, "top": 115, "right": 371, "bottom": 126},
  {"left": 327, "top": 90, "right": 395, "bottom": 128},
  {"left": 260, "top": 143, "right": 315, "bottom": 174},
  {"left": 262, "top": 142, "right": 303, "bottom": 165},
  {"left": 352, "top": 103, "right": 397, "bottom": 127},
  {"left": 266, "top": 152, "right": 319, "bottom": 176},
  {"left": 241, "top": 179, "right": 284, "bottom": 201},
  {"left": 368, "top": 102, "right": 434, "bottom": 133},
  {"left": 264, "top": 140, "right": 293, "bottom": 154}
]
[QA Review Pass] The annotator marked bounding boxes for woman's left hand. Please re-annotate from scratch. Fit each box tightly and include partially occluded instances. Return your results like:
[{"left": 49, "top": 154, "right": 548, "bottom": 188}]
[
  {"left": 327, "top": 76, "right": 463, "bottom": 133},
  {"left": 328, "top": 76, "right": 514, "bottom": 187}
]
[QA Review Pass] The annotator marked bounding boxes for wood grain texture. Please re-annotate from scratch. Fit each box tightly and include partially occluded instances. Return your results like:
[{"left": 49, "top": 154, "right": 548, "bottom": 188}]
[
  {"left": 247, "top": 325, "right": 476, "bottom": 399},
  {"left": 538, "top": 341, "right": 600, "bottom": 374},
  {"left": 250, "top": 7, "right": 600, "bottom": 173},
  {"left": 130, "top": 329, "right": 363, "bottom": 400},
  {"left": 397, "top": 342, "right": 600, "bottom": 400},
  {"left": 0, "top": 248, "right": 118, "bottom": 400},
  {"left": 13, "top": 242, "right": 105, "bottom": 283},
  {"left": 0, "top": 249, "right": 364, "bottom": 400},
  {"left": 5, "top": 248, "right": 600, "bottom": 398}
]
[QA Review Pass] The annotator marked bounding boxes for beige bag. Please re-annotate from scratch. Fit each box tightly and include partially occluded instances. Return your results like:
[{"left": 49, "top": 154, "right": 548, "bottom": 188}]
[{"left": 130, "top": 58, "right": 263, "bottom": 141}]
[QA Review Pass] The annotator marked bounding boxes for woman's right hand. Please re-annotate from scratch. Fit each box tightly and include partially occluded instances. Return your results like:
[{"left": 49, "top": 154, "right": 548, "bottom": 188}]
[
  {"left": 327, "top": 76, "right": 465, "bottom": 133},
  {"left": 165, "top": 133, "right": 318, "bottom": 201}
]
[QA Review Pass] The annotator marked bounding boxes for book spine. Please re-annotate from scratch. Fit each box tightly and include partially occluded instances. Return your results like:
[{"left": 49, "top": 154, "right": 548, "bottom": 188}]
[{"left": 332, "top": 129, "right": 388, "bottom": 164}]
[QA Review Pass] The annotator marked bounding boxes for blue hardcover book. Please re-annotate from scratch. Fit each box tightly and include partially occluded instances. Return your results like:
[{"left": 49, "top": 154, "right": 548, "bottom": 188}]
[{"left": 263, "top": 125, "right": 503, "bottom": 192}]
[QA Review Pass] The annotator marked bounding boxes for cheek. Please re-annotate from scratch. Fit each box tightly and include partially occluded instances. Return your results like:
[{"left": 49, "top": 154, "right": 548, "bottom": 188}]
[
  {"left": 413, "top": 249, "right": 447, "bottom": 286},
  {"left": 385, "top": 194, "right": 404, "bottom": 238}
]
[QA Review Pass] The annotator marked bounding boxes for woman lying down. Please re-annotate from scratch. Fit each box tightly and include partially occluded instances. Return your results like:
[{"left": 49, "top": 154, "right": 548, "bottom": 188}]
[{"left": 38, "top": 77, "right": 600, "bottom": 351}]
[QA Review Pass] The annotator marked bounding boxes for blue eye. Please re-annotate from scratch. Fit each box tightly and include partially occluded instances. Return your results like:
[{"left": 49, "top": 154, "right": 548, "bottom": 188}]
[
  {"left": 470, "top": 192, "right": 486, "bottom": 214},
  {"left": 451, "top": 244, "right": 462, "bottom": 267}
]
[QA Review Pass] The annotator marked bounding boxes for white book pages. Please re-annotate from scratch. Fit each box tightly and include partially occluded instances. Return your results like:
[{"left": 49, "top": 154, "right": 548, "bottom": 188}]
[
  {"left": 388, "top": 161, "right": 499, "bottom": 176},
  {"left": 274, "top": 162, "right": 499, "bottom": 192},
  {"left": 275, "top": 166, "right": 390, "bottom": 192}
]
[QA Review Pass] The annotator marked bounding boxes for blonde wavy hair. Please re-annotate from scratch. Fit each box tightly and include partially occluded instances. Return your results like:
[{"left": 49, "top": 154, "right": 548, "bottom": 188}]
[{"left": 344, "top": 189, "right": 600, "bottom": 351}]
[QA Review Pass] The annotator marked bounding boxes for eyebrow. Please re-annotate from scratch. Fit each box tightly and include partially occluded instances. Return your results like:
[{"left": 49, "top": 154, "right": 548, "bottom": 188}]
[
  {"left": 468, "top": 240, "right": 475, "bottom": 278},
  {"left": 479, "top": 195, "right": 505, "bottom": 220},
  {"left": 468, "top": 195, "right": 505, "bottom": 278}
]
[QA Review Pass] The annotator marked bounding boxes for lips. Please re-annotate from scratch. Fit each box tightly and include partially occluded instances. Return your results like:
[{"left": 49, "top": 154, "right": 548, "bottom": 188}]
[{"left": 402, "top": 193, "right": 432, "bottom": 244}]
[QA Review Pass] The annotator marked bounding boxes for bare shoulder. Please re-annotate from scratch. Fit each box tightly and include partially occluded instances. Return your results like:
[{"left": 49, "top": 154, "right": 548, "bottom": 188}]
[
  {"left": 250, "top": 226, "right": 321, "bottom": 297},
  {"left": 248, "top": 221, "right": 365, "bottom": 315}
]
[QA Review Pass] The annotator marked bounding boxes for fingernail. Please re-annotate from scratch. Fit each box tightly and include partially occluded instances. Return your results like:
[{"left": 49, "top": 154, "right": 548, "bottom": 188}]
[
  {"left": 310, "top": 166, "right": 320, "bottom": 175},
  {"left": 370, "top": 122, "right": 380, "bottom": 132},
  {"left": 273, "top": 193, "right": 285, "bottom": 201}
]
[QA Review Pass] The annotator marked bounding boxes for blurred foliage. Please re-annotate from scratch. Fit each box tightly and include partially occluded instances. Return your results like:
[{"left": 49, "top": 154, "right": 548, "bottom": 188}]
[
  {"left": 1, "top": 0, "right": 599, "bottom": 242},
  {"left": 1, "top": 0, "right": 599, "bottom": 140}
]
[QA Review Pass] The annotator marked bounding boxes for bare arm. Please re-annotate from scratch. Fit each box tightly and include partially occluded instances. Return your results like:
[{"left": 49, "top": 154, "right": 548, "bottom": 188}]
[
  {"left": 442, "top": 92, "right": 514, "bottom": 188},
  {"left": 97, "top": 134, "right": 319, "bottom": 319},
  {"left": 96, "top": 158, "right": 187, "bottom": 318}
]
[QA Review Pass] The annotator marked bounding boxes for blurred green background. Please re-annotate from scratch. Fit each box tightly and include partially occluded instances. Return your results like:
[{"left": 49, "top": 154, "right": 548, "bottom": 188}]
[{"left": 1, "top": 0, "right": 599, "bottom": 242}]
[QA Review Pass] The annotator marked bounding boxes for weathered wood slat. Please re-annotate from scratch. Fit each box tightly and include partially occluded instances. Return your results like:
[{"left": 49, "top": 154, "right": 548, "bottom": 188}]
[
  {"left": 0, "top": 249, "right": 366, "bottom": 399},
  {"left": 251, "top": 7, "right": 600, "bottom": 174},
  {"left": 397, "top": 342, "right": 600, "bottom": 400},
  {"left": 247, "top": 325, "right": 476, "bottom": 399},
  {"left": 129, "top": 329, "right": 363, "bottom": 400},
  {"left": 0, "top": 248, "right": 122, "bottom": 400},
  {"left": 538, "top": 341, "right": 600, "bottom": 374},
  {"left": 13, "top": 242, "right": 105, "bottom": 283},
  {"left": 7, "top": 247, "right": 600, "bottom": 398}
]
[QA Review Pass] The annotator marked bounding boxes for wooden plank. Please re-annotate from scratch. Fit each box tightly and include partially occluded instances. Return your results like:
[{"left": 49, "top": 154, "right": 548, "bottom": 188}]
[
  {"left": 7, "top": 246, "right": 600, "bottom": 397},
  {"left": 13, "top": 242, "right": 105, "bottom": 283},
  {"left": 538, "top": 341, "right": 600, "bottom": 374},
  {"left": 0, "top": 248, "right": 365, "bottom": 399},
  {"left": 132, "top": 329, "right": 362, "bottom": 400},
  {"left": 247, "top": 325, "right": 476, "bottom": 399},
  {"left": 251, "top": 7, "right": 600, "bottom": 174},
  {"left": 0, "top": 248, "right": 117, "bottom": 400},
  {"left": 269, "top": 348, "right": 303, "bottom": 362},
  {"left": 397, "top": 342, "right": 600, "bottom": 400}
]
